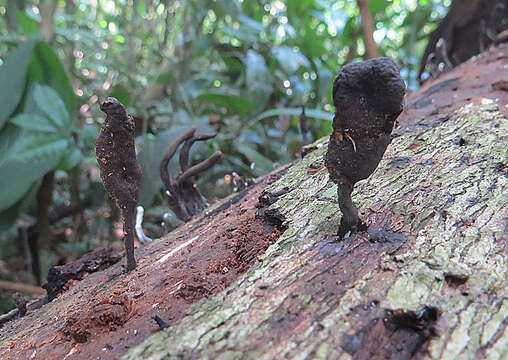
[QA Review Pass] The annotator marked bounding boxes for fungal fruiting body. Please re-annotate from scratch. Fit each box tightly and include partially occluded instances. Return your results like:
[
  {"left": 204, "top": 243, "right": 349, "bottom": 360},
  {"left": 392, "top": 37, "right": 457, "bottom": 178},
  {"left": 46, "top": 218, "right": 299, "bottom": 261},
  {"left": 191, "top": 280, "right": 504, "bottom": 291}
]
[
  {"left": 324, "top": 58, "right": 405, "bottom": 236},
  {"left": 96, "top": 97, "right": 142, "bottom": 271}
]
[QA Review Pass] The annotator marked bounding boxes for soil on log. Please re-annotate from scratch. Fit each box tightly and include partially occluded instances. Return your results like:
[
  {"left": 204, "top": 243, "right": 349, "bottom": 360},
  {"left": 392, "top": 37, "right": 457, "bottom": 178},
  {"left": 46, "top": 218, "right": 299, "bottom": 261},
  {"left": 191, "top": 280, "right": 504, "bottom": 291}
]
[{"left": 1, "top": 44, "right": 507, "bottom": 360}]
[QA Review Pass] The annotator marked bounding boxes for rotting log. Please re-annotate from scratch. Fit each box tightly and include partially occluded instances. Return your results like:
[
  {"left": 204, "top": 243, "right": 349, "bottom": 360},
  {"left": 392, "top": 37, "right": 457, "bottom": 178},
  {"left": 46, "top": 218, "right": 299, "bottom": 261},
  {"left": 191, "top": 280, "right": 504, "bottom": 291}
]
[
  {"left": 124, "top": 48, "right": 508, "bottom": 359},
  {"left": 1, "top": 45, "right": 507, "bottom": 360},
  {"left": 125, "top": 102, "right": 507, "bottom": 359}
]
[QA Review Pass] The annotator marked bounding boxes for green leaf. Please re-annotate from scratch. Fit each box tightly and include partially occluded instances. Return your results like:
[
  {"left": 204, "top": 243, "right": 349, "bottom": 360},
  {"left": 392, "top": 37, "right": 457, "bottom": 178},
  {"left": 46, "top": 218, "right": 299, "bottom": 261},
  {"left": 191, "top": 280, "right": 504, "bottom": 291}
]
[
  {"left": 244, "top": 50, "right": 272, "bottom": 108},
  {"left": 108, "top": 84, "right": 132, "bottom": 107},
  {"left": 255, "top": 107, "right": 333, "bottom": 122},
  {"left": 271, "top": 46, "right": 311, "bottom": 73},
  {"left": 197, "top": 93, "right": 255, "bottom": 116},
  {"left": 0, "top": 131, "right": 67, "bottom": 211},
  {"left": 9, "top": 113, "right": 58, "bottom": 133},
  {"left": 369, "top": 0, "right": 390, "bottom": 14},
  {"left": 15, "top": 12, "right": 40, "bottom": 35},
  {"left": 33, "top": 84, "right": 71, "bottom": 130},
  {"left": 0, "top": 38, "right": 38, "bottom": 130},
  {"left": 58, "top": 148, "right": 83, "bottom": 172},
  {"left": 236, "top": 143, "right": 274, "bottom": 175},
  {"left": 27, "top": 41, "right": 76, "bottom": 117}
]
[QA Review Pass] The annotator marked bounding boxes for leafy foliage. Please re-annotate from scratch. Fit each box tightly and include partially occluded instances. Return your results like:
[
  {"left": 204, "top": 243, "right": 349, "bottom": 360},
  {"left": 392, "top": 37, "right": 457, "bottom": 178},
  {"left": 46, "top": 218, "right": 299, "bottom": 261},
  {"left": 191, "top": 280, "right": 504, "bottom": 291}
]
[{"left": 0, "top": 39, "right": 78, "bottom": 228}]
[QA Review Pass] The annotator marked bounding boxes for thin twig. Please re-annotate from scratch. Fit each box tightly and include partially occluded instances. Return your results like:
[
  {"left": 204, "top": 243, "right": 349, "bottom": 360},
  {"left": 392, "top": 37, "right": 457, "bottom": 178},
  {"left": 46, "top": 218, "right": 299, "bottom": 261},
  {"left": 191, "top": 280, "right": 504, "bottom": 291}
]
[{"left": 345, "top": 133, "right": 357, "bottom": 152}]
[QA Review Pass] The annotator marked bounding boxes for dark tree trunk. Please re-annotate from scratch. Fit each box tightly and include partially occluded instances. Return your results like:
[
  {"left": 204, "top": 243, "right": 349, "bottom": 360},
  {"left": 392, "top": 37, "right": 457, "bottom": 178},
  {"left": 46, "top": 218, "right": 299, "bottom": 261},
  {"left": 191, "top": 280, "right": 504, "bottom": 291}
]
[{"left": 419, "top": 0, "right": 508, "bottom": 80}]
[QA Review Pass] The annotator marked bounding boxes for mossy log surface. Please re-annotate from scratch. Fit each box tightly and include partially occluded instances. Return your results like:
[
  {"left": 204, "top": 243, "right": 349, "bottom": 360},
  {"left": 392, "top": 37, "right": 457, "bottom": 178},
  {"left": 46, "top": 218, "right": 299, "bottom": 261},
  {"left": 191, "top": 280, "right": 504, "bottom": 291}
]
[
  {"left": 125, "top": 101, "right": 507, "bottom": 359},
  {"left": 123, "top": 45, "right": 508, "bottom": 360}
]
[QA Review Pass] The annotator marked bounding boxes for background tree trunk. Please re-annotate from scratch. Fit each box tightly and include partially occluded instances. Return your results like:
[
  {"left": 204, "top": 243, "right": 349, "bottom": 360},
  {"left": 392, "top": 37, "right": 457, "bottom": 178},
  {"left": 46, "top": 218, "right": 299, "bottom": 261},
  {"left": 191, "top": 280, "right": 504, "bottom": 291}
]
[{"left": 1, "top": 44, "right": 507, "bottom": 360}]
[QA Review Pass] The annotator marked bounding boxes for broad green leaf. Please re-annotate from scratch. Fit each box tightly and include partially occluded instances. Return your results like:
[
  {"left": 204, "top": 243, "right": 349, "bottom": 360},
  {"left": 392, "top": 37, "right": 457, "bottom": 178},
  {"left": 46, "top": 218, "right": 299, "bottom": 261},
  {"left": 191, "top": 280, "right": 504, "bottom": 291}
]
[
  {"left": 0, "top": 125, "right": 23, "bottom": 166},
  {"left": 272, "top": 46, "right": 311, "bottom": 73},
  {"left": 238, "top": 15, "right": 265, "bottom": 33},
  {"left": 12, "top": 135, "right": 68, "bottom": 164},
  {"left": 0, "top": 179, "right": 40, "bottom": 231},
  {"left": 0, "top": 38, "right": 38, "bottom": 130},
  {"left": 33, "top": 84, "right": 71, "bottom": 130},
  {"left": 108, "top": 84, "right": 132, "bottom": 106},
  {"left": 369, "top": 0, "right": 390, "bottom": 14},
  {"left": 27, "top": 41, "right": 76, "bottom": 116},
  {"left": 9, "top": 113, "right": 57, "bottom": 133},
  {"left": 0, "top": 134, "right": 67, "bottom": 212},
  {"left": 256, "top": 107, "right": 333, "bottom": 122},
  {"left": 197, "top": 93, "right": 255, "bottom": 116},
  {"left": 236, "top": 143, "right": 274, "bottom": 175},
  {"left": 0, "top": 160, "right": 56, "bottom": 212},
  {"left": 58, "top": 148, "right": 83, "bottom": 172},
  {"left": 244, "top": 50, "right": 272, "bottom": 108},
  {"left": 15, "top": 12, "right": 40, "bottom": 35}
]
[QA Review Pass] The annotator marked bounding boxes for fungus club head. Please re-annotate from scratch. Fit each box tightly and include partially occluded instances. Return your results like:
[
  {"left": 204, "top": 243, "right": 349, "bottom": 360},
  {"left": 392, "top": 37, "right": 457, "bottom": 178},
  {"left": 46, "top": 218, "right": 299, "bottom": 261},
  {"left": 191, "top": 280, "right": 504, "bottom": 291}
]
[
  {"left": 100, "top": 97, "right": 127, "bottom": 120},
  {"left": 325, "top": 57, "right": 405, "bottom": 236}
]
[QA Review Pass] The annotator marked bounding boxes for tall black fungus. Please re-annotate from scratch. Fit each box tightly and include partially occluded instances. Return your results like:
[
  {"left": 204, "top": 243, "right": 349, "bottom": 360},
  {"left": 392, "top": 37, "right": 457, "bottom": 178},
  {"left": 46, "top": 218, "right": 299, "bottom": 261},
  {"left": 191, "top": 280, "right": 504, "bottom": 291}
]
[
  {"left": 96, "top": 97, "right": 142, "bottom": 271},
  {"left": 324, "top": 58, "right": 405, "bottom": 237}
]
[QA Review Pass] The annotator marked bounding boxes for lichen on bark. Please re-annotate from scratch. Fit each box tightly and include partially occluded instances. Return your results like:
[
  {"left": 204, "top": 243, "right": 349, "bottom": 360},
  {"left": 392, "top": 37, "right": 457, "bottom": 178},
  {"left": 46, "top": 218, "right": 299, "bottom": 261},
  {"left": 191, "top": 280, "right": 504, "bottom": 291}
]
[{"left": 123, "top": 104, "right": 508, "bottom": 359}]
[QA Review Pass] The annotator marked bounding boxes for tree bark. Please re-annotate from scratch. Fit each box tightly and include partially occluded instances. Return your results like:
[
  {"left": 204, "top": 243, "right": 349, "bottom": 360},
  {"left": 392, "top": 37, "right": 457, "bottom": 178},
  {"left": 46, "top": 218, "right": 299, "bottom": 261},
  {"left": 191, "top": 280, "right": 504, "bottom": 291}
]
[
  {"left": 39, "top": 0, "right": 58, "bottom": 42},
  {"left": 357, "top": 0, "right": 379, "bottom": 58}
]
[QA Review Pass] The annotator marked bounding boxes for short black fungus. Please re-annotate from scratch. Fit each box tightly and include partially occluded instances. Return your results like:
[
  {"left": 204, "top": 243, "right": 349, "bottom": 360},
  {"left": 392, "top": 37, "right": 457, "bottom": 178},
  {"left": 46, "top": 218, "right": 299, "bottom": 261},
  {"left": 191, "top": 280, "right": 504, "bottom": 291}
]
[{"left": 324, "top": 58, "right": 405, "bottom": 236}]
